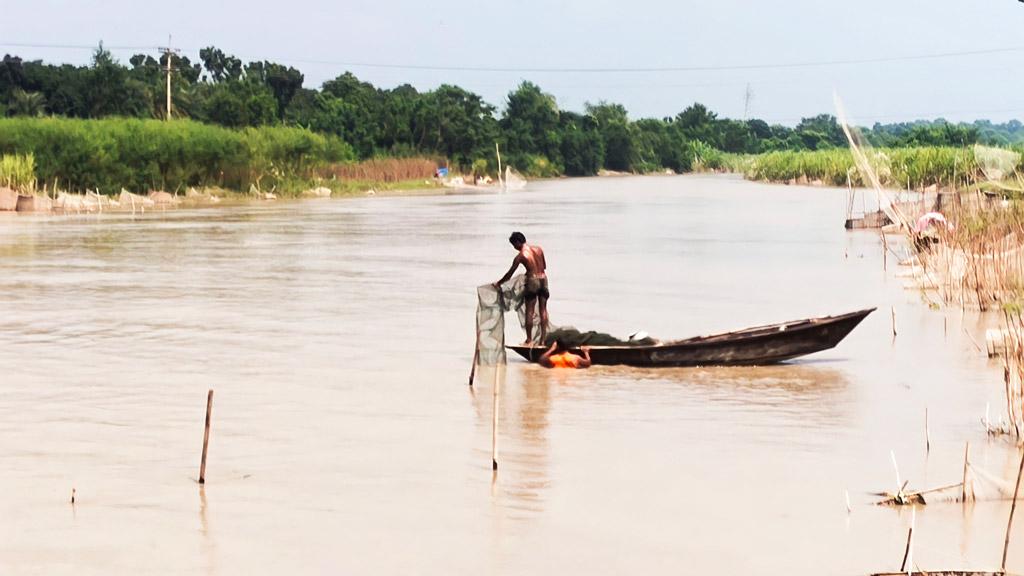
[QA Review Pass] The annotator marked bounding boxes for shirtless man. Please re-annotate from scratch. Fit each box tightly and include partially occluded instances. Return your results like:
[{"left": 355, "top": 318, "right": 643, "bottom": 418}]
[{"left": 495, "top": 231, "right": 549, "bottom": 345}]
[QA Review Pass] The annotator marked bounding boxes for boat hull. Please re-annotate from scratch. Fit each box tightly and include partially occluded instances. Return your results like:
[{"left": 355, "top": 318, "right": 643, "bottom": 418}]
[{"left": 508, "top": 308, "right": 875, "bottom": 367}]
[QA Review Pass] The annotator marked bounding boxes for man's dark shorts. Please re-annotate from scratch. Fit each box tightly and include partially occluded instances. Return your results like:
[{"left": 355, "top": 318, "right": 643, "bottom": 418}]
[{"left": 524, "top": 276, "right": 550, "bottom": 299}]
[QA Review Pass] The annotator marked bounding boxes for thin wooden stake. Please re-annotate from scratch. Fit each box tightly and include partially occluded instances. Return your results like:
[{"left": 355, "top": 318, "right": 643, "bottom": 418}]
[
  {"left": 891, "top": 307, "right": 898, "bottom": 338},
  {"left": 901, "top": 508, "right": 916, "bottom": 573},
  {"left": 882, "top": 230, "right": 889, "bottom": 272},
  {"left": 961, "top": 442, "right": 970, "bottom": 503},
  {"left": 491, "top": 368, "right": 500, "bottom": 471},
  {"left": 199, "top": 389, "right": 213, "bottom": 484},
  {"left": 924, "top": 407, "right": 930, "bottom": 454},
  {"left": 469, "top": 347, "right": 479, "bottom": 386},
  {"left": 495, "top": 142, "right": 504, "bottom": 189},
  {"left": 891, "top": 450, "right": 902, "bottom": 494},
  {"left": 70, "top": 488, "right": 75, "bottom": 504},
  {"left": 1001, "top": 449, "right": 1024, "bottom": 572}
]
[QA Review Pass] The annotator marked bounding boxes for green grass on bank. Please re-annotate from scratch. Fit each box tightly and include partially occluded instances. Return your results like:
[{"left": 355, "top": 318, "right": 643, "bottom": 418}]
[
  {"left": 0, "top": 116, "right": 354, "bottom": 194},
  {"left": 740, "top": 146, "right": 1020, "bottom": 190}
]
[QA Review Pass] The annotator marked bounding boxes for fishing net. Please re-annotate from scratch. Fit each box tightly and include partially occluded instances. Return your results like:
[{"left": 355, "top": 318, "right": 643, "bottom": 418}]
[
  {"left": 504, "top": 167, "right": 527, "bottom": 191},
  {"left": 834, "top": 94, "right": 909, "bottom": 230},
  {"left": 975, "top": 144, "right": 1019, "bottom": 182},
  {"left": 474, "top": 274, "right": 656, "bottom": 366}
]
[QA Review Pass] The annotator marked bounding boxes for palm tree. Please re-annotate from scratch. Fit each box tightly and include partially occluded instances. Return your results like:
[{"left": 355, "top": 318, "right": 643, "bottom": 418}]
[{"left": 9, "top": 89, "right": 46, "bottom": 117}]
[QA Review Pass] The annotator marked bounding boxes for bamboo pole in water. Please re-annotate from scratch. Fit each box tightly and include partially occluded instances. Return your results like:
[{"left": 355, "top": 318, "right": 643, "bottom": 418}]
[
  {"left": 469, "top": 347, "right": 479, "bottom": 387},
  {"left": 199, "top": 390, "right": 213, "bottom": 484},
  {"left": 1001, "top": 449, "right": 1024, "bottom": 572},
  {"left": 491, "top": 368, "right": 500, "bottom": 471},
  {"left": 901, "top": 508, "right": 916, "bottom": 573},
  {"left": 961, "top": 442, "right": 970, "bottom": 503},
  {"left": 924, "top": 407, "right": 930, "bottom": 454}
]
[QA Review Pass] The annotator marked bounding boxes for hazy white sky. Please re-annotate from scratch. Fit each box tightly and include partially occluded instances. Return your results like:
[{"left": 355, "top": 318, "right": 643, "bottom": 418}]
[{"left": 3, "top": 0, "right": 1023, "bottom": 125}]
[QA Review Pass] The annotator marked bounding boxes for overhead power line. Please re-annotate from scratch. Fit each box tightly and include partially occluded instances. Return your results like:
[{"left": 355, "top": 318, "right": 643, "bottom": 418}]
[
  {"left": 1, "top": 42, "right": 1023, "bottom": 73},
  {"left": 0, "top": 42, "right": 157, "bottom": 52}
]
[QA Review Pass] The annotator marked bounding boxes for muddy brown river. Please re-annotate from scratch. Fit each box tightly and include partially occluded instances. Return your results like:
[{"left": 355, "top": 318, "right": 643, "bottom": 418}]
[{"left": 0, "top": 174, "right": 1021, "bottom": 574}]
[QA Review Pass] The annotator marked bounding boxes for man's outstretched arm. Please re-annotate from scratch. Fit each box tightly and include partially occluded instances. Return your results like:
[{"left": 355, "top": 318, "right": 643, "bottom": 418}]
[{"left": 495, "top": 255, "right": 522, "bottom": 286}]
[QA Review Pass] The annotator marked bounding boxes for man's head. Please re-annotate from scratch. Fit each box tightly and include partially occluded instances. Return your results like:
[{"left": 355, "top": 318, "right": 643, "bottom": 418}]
[
  {"left": 509, "top": 231, "right": 526, "bottom": 250},
  {"left": 554, "top": 338, "right": 568, "bottom": 352}
]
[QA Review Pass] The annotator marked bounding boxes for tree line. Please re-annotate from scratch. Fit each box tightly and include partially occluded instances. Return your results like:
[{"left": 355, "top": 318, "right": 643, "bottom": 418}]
[{"left": 1, "top": 45, "right": 1022, "bottom": 177}]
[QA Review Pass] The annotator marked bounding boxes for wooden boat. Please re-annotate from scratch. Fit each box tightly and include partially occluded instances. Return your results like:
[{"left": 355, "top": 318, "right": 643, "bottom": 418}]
[
  {"left": 508, "top": 308, "right": 875, "bottom": 367},
  {"left": 871, "top": 572, "right": 1007, "bottom": 575}
]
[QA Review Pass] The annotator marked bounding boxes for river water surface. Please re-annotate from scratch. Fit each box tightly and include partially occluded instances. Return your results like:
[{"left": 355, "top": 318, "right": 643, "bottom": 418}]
[{"left": 1, "top": 174, "right": 1021, "bottom": 575}]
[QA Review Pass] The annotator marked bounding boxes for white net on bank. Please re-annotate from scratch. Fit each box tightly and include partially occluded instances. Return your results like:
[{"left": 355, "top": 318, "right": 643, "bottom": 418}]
[
  {"left": 504, "top": 167, "right": 527, "bottom": 191},
  {"left": 975, "top": 143, "right": 1023, "bottom": 187},
  {"left": 834, "top": 93, "right": 910, "bottom": 230}
]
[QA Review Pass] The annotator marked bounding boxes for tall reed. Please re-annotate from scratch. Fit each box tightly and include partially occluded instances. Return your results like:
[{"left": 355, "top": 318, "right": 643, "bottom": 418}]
[
  {"left": 0, "top": 153, "right": 36, "bottom": 192},
  {"left": 745, "top": 146, "right": 995, "bottom": 190},
  {"left": 318, "top": 157, "right": 440, "bottom": 182}
]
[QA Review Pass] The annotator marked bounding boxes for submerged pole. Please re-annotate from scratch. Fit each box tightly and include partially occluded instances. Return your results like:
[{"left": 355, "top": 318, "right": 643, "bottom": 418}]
[
  {"left": 1001, "top": 449, "right": 1024, "bottom": 572},
  {"left": 901, "top": 508, "right": 916, "bottom": 573},
  {"left": 961, "top": 442, "right": 970, "bottom": 503},
  {"left": 491, "top": 368, "right": 500, "bottom": 471},
  {"left": 469, "top": 347, "right": 479, "bottom": 386},
  {"left": 199, "top": 389, "right": 213, "bottom": 484},
  {"left": 891, "top": 307, "right": 898, "bottom": 338},
  {"left": 925, "top": 407, "right": 930, "bottom": 454}
]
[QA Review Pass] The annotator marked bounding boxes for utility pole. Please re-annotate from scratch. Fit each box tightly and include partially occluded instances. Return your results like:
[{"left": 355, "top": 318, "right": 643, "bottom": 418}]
[{"left": 158, "top": 36, "right": 180, "bottom": 121}]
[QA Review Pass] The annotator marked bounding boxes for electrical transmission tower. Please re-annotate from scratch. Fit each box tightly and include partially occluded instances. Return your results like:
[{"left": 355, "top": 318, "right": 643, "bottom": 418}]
[
  {"left": 743, "top": 83, "right": 754, "bottom": 120},
  {"left": 158, "top": 37, "right": 180, "bottom": 120}
]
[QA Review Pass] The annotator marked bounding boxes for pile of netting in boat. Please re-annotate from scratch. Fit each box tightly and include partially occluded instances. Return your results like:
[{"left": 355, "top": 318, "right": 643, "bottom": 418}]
[{"left": 475, "top": 274, "right": 657, "bottom": 365}]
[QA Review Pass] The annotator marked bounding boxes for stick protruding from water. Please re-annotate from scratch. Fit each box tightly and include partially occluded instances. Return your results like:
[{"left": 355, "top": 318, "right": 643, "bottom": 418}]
[
  {"left": 199, "top": 389, "right": 213, "bottom": 484},
  {"left": 1001, "top": 449, "right": 1024, "bottom": 572}
]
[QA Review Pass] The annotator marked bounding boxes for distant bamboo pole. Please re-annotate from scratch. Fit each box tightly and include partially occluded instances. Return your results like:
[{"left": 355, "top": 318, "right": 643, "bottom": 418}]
[
  {"left": 924, "top": 407, "right": 930, "bottom": 454},
  {"left": 882, "top": 229, "right": 889, "bottom": 272},
  {"left": 961, "top": 442, "right": 970, "bottom": 503},
  {"left": 891, "top": 307, "right": 898, "bottom": 338},
  {"left": 495, "top": 143, "right": 504, "bottom": 189},
  {"left": 1002, "top": 449, "right": 1024, "bottom": 572},
  {"left": 199, "top": 390, "right": 213, "bottom": 484},
  {"left": 491, "top": 369, "right": 500, "bottom": 471}
]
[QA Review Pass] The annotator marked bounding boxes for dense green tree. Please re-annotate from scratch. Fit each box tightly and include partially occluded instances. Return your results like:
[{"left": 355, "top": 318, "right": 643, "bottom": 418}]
[
  {"left": 586, "top": 102, "right": 636, "bottom": 172},
  {"left": 559, "top": 111, "right": 604, "bottom": 176},
  {"left": 412, "top": 85, "right": 497, "bottom": 165},
  {"left": 500, "top": 81, "right": 562, "bottom": 169},
  {"left": 794, "top": 114, "right": 845, "bottom": 149}
]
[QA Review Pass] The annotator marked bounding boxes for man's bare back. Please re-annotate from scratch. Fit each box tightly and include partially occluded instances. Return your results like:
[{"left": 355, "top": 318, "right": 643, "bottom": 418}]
[{"left": 519, "top": 244, "right": 546, "bottom": 278}]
